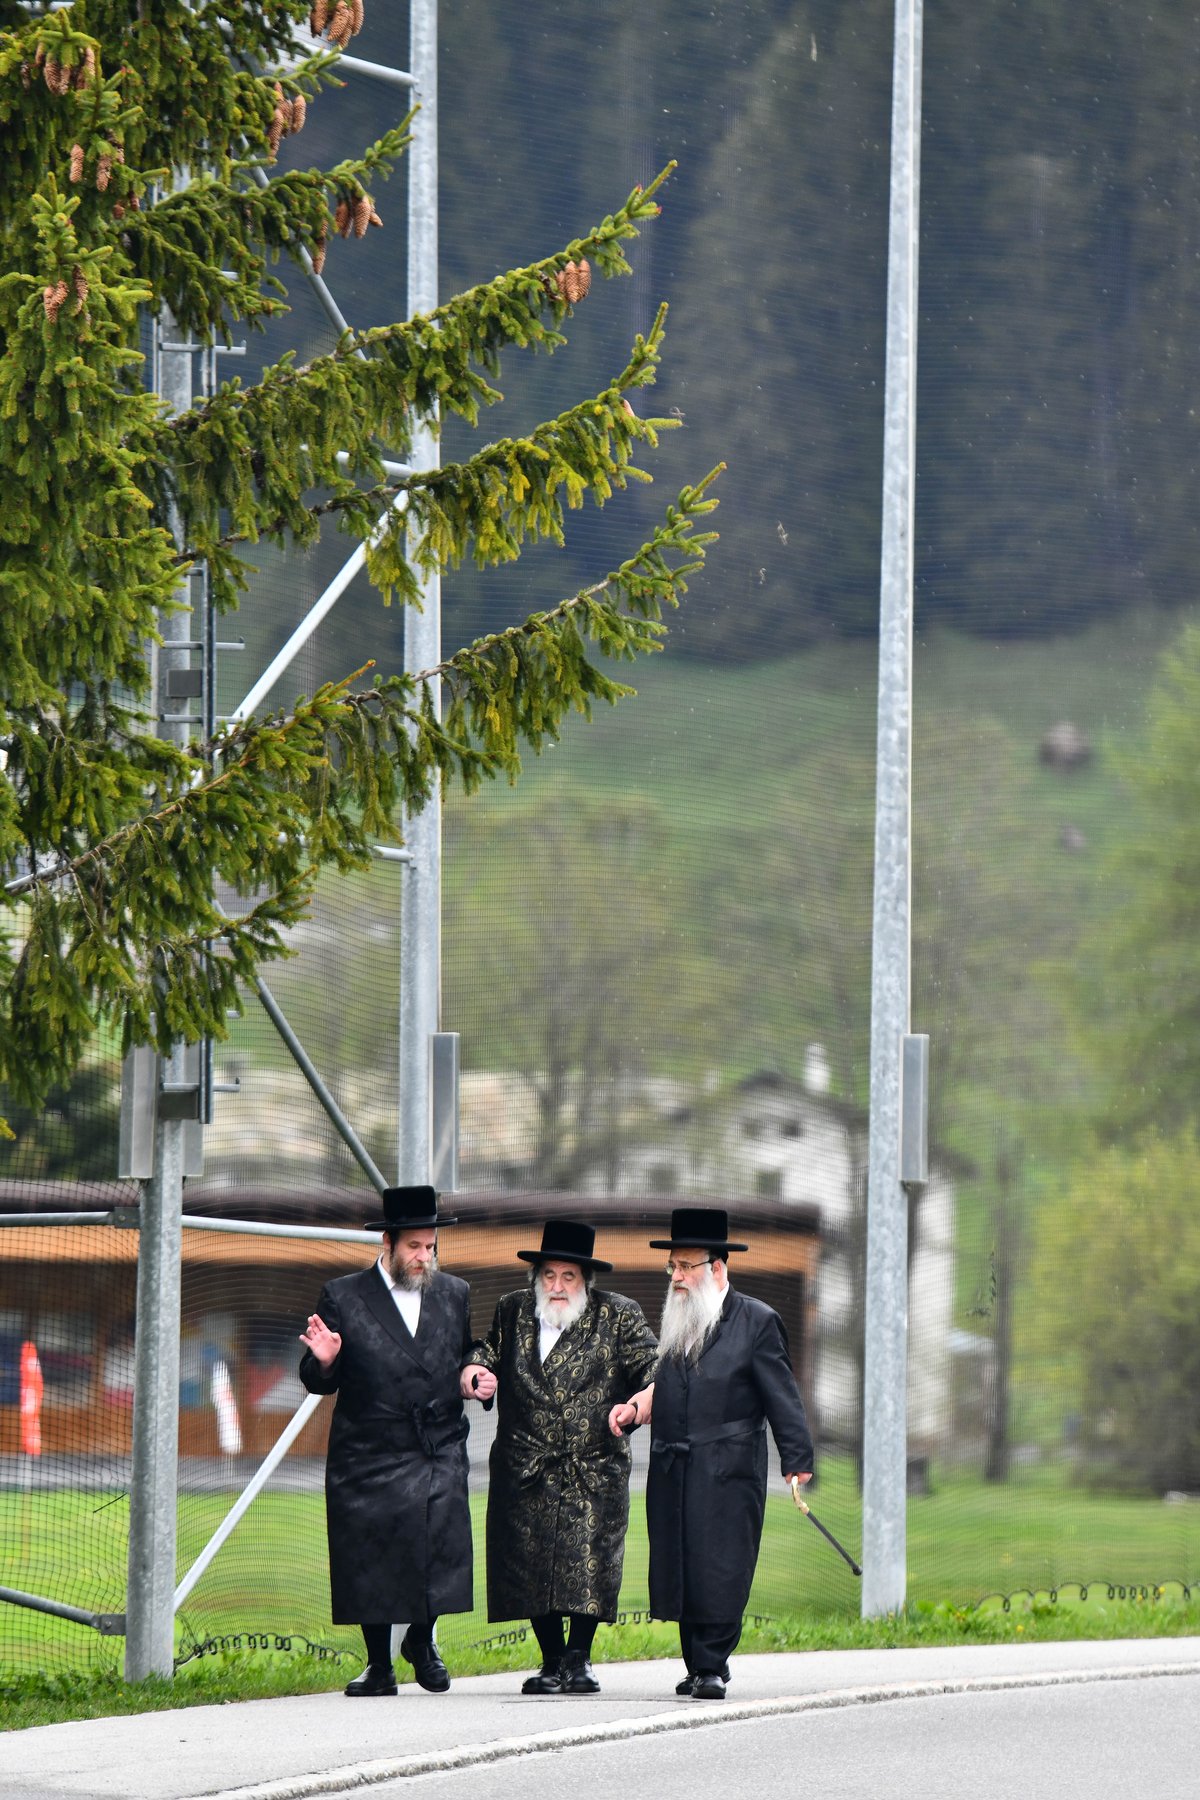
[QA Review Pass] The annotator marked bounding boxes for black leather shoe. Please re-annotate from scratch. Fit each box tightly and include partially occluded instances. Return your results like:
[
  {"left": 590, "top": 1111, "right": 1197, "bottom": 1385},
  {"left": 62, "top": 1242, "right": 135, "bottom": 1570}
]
[
  {"left": 344, "top": 1662, "right": 397, "bottom": 1697},
  {"left": 677, "top": 1660, "right": 729, "bottom": 1695},
  {"left": 561, "top": 1650, "right": 601, "bottom": 1694},
  {"left": 400, "top": 1633, "right": 450, "bottom": 1693},
  {"left": 521, "top": 1662, "right": 564, "bottom": 1695},
  {"left": 691, "top": 1671, "right": 726, "bottom": 1700}
]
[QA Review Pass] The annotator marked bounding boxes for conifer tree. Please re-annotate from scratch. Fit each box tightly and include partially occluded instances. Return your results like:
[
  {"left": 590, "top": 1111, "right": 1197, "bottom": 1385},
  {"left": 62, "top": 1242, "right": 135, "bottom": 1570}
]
[{"left": 0, "top": 2, "right": 719, "bottom": 1122}]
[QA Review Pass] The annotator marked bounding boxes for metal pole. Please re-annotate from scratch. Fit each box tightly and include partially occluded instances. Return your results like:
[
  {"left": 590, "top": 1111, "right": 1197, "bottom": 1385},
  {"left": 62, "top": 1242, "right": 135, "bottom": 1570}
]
[
  {"left": 125, "top": 1058, "right": 186, "bottom": 1678},
  {"left": 251, "top": 976, "right": 389, "bottom": 1193},
  {"left": 125, "top": 311, "right": 194, "bottom": 1680},
  {"left": 173, "top": 1394, "right": 323, "bottom": 1612},
  {"left": 861, "top": 0, "right": 923, "bottom": 1621},
  {"left": 229, "top": 495, "right": 408, "bottom": 724},
  {"left": 398, "top": 0, "right": 441, "bottom": 1186}
]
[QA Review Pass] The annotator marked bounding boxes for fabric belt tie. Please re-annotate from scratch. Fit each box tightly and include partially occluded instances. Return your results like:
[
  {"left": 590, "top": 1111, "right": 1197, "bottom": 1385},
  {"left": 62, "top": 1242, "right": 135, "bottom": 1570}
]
[
  {"left": 507, "top": 1427, "right": 608, "bottom": 1495},
  {"left": 410, "top": 1400, "right": 443, "bottom": 1458},
  {"left": 650, "top": 1414, "right": 764, "bottom": 1472}
]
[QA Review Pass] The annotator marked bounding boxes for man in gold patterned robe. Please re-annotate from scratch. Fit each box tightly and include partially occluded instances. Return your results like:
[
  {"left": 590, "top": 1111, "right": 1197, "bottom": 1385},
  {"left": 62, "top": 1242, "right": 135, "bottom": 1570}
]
[{"left": 460, "top": 1218, "right": 658, "bottom": 1695}]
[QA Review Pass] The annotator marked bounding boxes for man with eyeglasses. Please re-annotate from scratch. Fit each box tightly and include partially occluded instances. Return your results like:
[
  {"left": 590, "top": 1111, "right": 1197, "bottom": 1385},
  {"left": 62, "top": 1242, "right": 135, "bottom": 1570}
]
[{"left": 608, "top": 1207, "right": 813, "bottom": 1701}]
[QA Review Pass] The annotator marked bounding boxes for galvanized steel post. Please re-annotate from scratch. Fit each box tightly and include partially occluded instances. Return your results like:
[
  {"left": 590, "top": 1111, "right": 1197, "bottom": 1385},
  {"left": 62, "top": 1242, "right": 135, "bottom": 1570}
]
[
  {"left": 862, "top": 0, "right": 924, "bottom": 1620},
  {"left": 125, "top": 316, "right": 195, "bottom": 1681},
  {"left": 398, "top": 0, "right": 442, "bottom": 1186}
]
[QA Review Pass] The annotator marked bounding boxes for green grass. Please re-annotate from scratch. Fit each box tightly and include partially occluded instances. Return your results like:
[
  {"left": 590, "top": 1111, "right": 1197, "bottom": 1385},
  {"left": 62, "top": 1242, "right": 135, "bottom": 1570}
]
[
  {"left": 3, "top": 1457, "right": 1199, "bottom": 1730},
  {"left": 3, "top": 1588, "right": 1198, "bottom": 1734}
]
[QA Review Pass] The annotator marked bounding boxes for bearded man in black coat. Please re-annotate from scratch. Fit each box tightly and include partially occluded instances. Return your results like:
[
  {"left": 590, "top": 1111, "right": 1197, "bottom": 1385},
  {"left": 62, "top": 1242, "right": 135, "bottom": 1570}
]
[
  {"left": 610, "top": 1207, "right": 814, "bottom": 1701},
  {"left": 299, "top": 1186, "right": 485, "bottom": 1697},
  {"left": 461, "top": 1218, "right": 658, "bottom": 1696}
]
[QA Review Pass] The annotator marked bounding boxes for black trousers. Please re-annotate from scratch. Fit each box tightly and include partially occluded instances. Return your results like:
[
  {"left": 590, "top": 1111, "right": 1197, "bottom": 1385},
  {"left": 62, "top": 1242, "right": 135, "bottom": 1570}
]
[
  {"left": 679, "top": 1618, "right": 741, "bottom": 1675},
  {"left": 361, "top": 1618, "right": 435, "bottom": 1665}
]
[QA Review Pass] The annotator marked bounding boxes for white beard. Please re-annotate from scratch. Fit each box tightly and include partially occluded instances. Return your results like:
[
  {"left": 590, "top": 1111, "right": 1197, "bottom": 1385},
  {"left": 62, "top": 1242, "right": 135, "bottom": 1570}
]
[
  {"left": 533, "top": 1271, "right": 589, "bottom": 1332},
  {"left": 657, "top": 1267, "right": 725, "bottom": 1364}
]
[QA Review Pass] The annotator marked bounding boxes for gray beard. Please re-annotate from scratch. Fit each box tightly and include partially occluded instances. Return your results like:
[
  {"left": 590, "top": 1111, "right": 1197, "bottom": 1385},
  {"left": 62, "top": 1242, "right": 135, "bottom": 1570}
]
[
  {"left": 533, "top": 1271, "right": 589, "bottom": 1331},
  {"left": 387, "top": 1253, "right": 437, "bottom": 1292},
  {"left": 657, "top": 1269, "right": 725, "bottom": 1365}
]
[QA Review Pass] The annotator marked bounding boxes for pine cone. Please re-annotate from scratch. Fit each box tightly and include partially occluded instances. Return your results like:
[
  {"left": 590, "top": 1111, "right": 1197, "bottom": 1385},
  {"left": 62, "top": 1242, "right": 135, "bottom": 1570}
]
[
  {"left": 112, "top": 202, "right": 126, "bottom": 220},
  {"left": 267, "top": 88, "right": 291, "bottom": 156},
  {"left": 575, "top": 257, "right": 592, "bottom": 298},
  {"left": 290, "top": 92, "right": 307, "bottom": 134},
  {"left": 43, "top": 280, "right": 69, "bottom": 323},
  {"left": 309, "top": 0, "right": 329, "bottom": 34},
  {"left": 129, "top": 192, "right": 141, "bottom": 211},
  {"left": 328, "top": 1, "right": 353, "bottom": 47},
  {"left": 350, "top": 0, "right": 366, "bottom": 33},
  {"left": 559, "top": 260, "right": 586, "bottom": 304},
  {"left": 334, "top": 197, "right": 352, "bottom": 238},
  {"left": 73, "top": 46, "right": 97, "bottom": 89},
  {"left": 69, "top": 144, "right": 85, "bottom": 184},
  {"left": 96, "top": 152, "right": 113, "bottom": 192},
  {"left": 312, "top": 228, "right": 328, "bottom": 277},
  {"left": 71, "top": 266, "right": 88, "bottom": 314},
  {"left": 20, "top": 62, "right": 32, "bottom": 91},
  {"left": 352, "top": 194, "right": 371, "bottom": 238},
  {"left": 621, "top": 397, "right": 635, "bottom": 417},
  {"left": 34, "top": 44, "right": 46, "bottom": 69},
  {"left": 43, "top": 57, "right": 66, "bottom": 95},
  {"left": 368, "top": 207, "right": 382, "bottom": 228}
]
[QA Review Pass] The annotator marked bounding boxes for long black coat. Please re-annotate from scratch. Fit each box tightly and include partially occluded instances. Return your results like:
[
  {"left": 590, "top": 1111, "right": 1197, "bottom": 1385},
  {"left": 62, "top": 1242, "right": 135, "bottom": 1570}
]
[
  {"left": 299, "top": 1264, "right": 474, "bottom": 1624},
  {"left": 646, "top": 1286, "right": 814, "bottom": 1622},
  {"left": 471, "top": 1286, "right": 658, "bottom": 1621}
]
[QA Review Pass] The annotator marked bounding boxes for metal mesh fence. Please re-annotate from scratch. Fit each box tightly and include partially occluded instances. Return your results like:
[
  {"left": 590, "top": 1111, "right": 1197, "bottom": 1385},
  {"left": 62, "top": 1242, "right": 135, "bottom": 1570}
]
[{"left": 5, "top": 0, "right": 1200, "bottom": 1683}]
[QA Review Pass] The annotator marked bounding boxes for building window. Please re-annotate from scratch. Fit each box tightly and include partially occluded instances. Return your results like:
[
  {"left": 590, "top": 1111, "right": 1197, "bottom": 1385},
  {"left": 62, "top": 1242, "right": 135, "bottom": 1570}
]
[
  {"left": 647, "top": 1163, "right": 678, "bottom": 1196},
  {"left": 780, "top": 1118, "right": 804, "bottom": 1139},
  {"left": 754, "top": 1168, "right": 783, "bottom": 1200}
]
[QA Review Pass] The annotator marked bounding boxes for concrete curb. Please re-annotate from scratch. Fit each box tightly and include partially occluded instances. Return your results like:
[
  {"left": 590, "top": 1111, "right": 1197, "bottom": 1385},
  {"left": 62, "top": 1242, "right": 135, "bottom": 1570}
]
[{"left": 193, "top": 1659, "right": 1200, "bottom": 1800}]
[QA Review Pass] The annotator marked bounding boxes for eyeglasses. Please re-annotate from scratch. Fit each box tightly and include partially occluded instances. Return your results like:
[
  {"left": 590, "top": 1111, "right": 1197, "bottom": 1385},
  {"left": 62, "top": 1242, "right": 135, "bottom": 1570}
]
[{"left": 665, "top": 1257, "right": 711, "bottom": 1274}]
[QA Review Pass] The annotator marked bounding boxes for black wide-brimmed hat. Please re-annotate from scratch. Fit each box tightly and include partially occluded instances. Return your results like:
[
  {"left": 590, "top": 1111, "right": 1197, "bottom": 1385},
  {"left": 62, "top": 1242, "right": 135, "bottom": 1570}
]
[
  {"left": 649, "top": 1207, "right": 748, "bottom": 1255},
  {"left": 366, "top": 1185, "right": 459, "bottom": 1232},
  {"left": 517, "top": 1218, "right": 613, "bottom": 1273}
]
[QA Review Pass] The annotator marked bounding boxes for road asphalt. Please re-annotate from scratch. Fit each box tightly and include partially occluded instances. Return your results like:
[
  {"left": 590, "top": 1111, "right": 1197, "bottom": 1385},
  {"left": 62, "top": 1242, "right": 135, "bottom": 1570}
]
[{"left": 5, "top": 1638, "right": 1200, "bottom": 1800}]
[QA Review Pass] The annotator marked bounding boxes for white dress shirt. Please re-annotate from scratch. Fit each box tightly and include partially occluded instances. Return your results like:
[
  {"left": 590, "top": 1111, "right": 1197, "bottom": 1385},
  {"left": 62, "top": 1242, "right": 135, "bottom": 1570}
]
[{"left": 378, "top": 1257, "right": 422, "bottom": 1336}]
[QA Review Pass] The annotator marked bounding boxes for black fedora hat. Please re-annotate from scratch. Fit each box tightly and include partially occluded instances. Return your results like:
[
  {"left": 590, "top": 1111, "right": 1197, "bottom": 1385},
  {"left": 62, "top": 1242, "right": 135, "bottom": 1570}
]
[
  {"left": 517, "top": 1219, "right": 613, "bottom": 1273},
  {"left": 649, "top": 1207, "right": 748, "bottom": 1255},
  {"left": 366, "top": 1184, "right": 458, "bottom": 1232}
]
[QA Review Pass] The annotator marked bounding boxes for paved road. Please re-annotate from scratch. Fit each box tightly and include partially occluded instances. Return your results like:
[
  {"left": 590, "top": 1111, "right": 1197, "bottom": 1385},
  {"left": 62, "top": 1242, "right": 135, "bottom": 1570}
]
[
  {"left": 5, "top": 1640, "right": 1199, "bottom": 1800},
  {"left": 326, "top": 1672, "right": 1200, "bottom": 1800}
]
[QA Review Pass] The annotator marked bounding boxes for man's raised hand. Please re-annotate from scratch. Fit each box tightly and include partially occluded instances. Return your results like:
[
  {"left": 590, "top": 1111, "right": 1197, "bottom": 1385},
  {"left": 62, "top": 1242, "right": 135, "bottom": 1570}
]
[{"left": 300, "top": 1314, "right": 342, "bottom": 1369}]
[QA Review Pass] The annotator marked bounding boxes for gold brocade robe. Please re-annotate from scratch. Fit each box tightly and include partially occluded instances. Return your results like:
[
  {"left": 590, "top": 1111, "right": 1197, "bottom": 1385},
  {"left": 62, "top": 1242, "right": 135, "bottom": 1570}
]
[{"left": 471, "top": 1286, "right": 658, "bottom": 1621}]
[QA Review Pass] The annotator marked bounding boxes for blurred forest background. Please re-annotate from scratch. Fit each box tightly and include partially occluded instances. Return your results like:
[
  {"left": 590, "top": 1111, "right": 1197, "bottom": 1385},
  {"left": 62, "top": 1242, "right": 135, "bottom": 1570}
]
[{"left": 7, "top": 0, "right": 1200, "bottom": 1515}]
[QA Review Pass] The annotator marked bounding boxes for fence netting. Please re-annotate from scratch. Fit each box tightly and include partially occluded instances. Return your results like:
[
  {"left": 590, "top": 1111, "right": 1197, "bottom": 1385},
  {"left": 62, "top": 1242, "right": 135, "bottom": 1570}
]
[{"left": 4, "top": 0, "right": 1200, "bottom": 1681}]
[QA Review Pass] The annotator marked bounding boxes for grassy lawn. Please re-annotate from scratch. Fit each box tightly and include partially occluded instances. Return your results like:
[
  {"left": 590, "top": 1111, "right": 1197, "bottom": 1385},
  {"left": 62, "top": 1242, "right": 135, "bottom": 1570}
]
[{"left": 3, "top": 1456, "right": 1199, "bottom": 1730}]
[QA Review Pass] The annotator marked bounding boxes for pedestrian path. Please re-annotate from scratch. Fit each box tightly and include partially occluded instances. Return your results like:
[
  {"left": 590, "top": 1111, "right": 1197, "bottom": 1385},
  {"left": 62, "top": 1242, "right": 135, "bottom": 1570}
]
[{"left": 6, "top": 1639, "right": 1200, "bottom": 1800}]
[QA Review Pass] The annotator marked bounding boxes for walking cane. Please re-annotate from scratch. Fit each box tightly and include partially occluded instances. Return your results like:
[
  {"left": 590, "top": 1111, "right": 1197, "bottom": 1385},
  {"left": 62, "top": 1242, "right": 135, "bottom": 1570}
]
[{"left": 790, "top": 1476, "right": 863, "bottom": 1577}]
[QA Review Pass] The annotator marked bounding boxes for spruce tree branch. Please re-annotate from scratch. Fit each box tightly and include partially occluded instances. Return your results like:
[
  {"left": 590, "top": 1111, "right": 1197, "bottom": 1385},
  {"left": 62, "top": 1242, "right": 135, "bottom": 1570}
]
[
  {"left": 8, "top": 467, "right": 720, "bottom": 913},
  {"left": 413, "top": 467, "right": 724, "bottom": 689},
  {"left": 159, "top": 167, "right": 673, "bottom": 446},
  {"left": 177, "top": 308, "right": 675, "bottom": 569}
]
